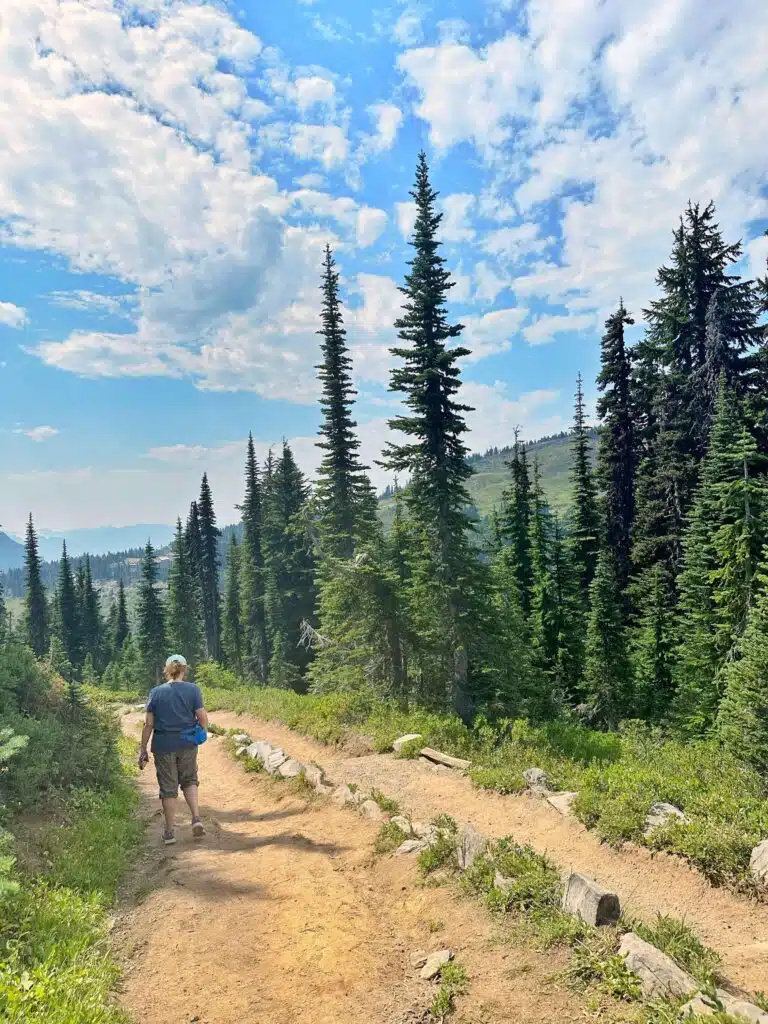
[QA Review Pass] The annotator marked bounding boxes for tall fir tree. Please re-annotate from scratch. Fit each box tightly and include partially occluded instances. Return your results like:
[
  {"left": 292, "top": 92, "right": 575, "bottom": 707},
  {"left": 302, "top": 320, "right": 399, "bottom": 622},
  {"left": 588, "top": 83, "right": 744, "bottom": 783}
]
[
  {"left": 315, "top": 244, "right": 378, "bottom": 556},
  {"left": 672, "top": 381, "right": 766, "bottom": 731},
  {"left": 597, "top": 301, "right": 636, "bottom": 592},
  {"left": 498, "top": 431, "right": 533, "bottom": 616},
  {"left": 222, "top": 534, "right": 244, "bottom": 676},
  {"left": 237, "top": 434, "right": 269, "bottom": 682},
  {"left": 263, "top": 442, "right": 316, "bottom": 688},
  {"left": 79, "top": 556, "right": 103, "bottom": 672},
  {"left": 629, "top": 562, "right": 675, "bottom": 720},
  {"left": 0, "top": 575, "right": 7, "bottom": 645},
  {"left": 380, "top": 152, "right": 481, "bottom": 720},
  {"left": 114, "top": 579, "right": 130, "bottom": 652},
  {"left": 197, "top": 473, "right": 222, "bottom": 662},
  {"left": 136, "top": 541, "right": 166, "bottom": 689},
  {"left": 528, "top": 459, "right": 558, "bottom": 685},
  {"left": 55, "top": 542, "right": 81, "bottom": 675},
  {"left": 23, "top": 514, "right": 48, "bottom": 657},
  {"left": 717, "top": 547, "right": 768, "bottom": 771},
  {"left": 167, "top": 518, "right": 204, "bottom": 670},
  {"left": 582, "top": 549, "right": 631, "bottom": 729},
  {"left": 549, "top": 514, "right": 584, "bottom": 704},
  {"left": 569, "top": 373, "right": 600, "bottom": 602}
]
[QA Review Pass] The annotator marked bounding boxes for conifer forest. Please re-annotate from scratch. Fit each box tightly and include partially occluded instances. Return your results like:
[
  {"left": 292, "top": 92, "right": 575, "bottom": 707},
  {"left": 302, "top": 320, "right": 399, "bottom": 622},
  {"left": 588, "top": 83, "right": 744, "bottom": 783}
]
[{"left": 8, "top": 153, "right": 768, "bottom": 769}]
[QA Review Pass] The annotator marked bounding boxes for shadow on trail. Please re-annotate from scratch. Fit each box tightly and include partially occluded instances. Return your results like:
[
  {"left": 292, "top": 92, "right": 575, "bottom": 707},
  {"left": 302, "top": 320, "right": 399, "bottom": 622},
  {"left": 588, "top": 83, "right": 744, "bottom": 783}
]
[
  {"left": 205, "top": 825, "right": 349, "bottom": 858},
  {"left": 166, "top": 867, "right": 269, "bottom": 902},
  {"left": 208, "top": 807, "right": 304, "bottom": 825}
]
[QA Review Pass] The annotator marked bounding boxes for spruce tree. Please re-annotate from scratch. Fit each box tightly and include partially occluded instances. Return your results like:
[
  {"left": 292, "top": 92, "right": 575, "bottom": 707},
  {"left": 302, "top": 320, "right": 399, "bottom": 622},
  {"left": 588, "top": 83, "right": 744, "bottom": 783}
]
[
  {"left": 237, "top": 435, "right": 269, "bottom": 682},
  {"left": 222, "top": 534, "right": 244, "bottom": 676},
  {"left": 136, "top": 541, "right": 166, "bottom": 689},
  {"left": 549, "top": 514, "right": 584, "bottom": 704},
  {"left": 380, "top": 152, "right": 480, "bottom": 720},
  {"left": 0, "top": 576, "right": 7, "bottom": 645},
  {"left": 529, "top": 459, "right": 557, "bottom": 684},
  {"left": 23, "top": 515, "right": 48, "bottom": 657},
  {"left": 629, "top": 563, "right": 675, "bottom": 720},
  {"left": 114, "top": 579, "right": 130, "bottom": 651},
  {"left": 498, "top": 431, "right": 533, "bottom": 616},
  {"left": 197, "top": 473, "right": 222, "bottom": 662},
  {"left": 569, "top": 373, "right": 600, "bottom": 602},
  {"left": 167, "top": 519, "right": 204, "bottom": 670},
  {"left": 582, "top": 549, "right": 631, "bottom": 729},
  {"left": 717, "top": 549, "right": 768, "bottom": 771},
  {"left": 597, "top": 301, "right": 636, "bottom": 591},
  {"left": 79, "top": 556, "right": 103, "bottom": 672},
  {"left": 488, "top": 540, "right": 539, "bottom": 716},
  {"left": 315, "top": 245, "right": 377, "bottom": 556},
  {"left": 55, "top": 542, "right": 81, "bottom": 675}
]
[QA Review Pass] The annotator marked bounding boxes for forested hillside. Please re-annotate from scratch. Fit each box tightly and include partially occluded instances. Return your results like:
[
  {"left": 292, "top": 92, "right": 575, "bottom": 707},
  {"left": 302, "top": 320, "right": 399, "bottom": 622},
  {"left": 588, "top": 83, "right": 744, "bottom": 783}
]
[{"left": 4, "top": 155, "right": 768, "bottom": 764}]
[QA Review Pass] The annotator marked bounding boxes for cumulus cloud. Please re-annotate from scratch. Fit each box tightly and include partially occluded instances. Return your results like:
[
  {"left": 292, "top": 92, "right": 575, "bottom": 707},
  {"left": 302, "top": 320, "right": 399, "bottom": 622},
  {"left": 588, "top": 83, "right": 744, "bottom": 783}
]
[
  {"left": 0, "top": 301, "right": 28, "bottom": 328},
  {"left": 440, "top": 193, "right": 476, "bottom": 243},
  {"left": 48, "top": 291, "right": 134, "bottom": 317},
  {"left": 365, "top": 102, "right": 404, "bottom": 153},
  {"left": 13, "top": 425, "right": 58, "bottom": 441},
  {"left": 522, "top": 312, "right": 597, "bottom": 345},
  {"left": 395, "top": 201, "right": 417, "bottom": 239}
]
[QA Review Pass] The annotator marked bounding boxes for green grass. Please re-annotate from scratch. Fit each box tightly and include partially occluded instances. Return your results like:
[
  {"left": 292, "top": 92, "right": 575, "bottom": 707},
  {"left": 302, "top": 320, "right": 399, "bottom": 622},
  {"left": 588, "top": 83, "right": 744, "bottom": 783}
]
[
  {"left": 430, "top": 961, "right": 468, "bottom": 1018},
  {"left": 371, "top": 789, "right": 400, "bottom": 815},
  {"left": 374, "top": 821, "right": 408, "bottom": 855},
  {"left": 418, "top": 816, "right": 459, "bottom": 876},
  {"left": 632, "top": 915, "right": 721, "bottom": 987},
  {"left": 200, "top": 684, "right": 768, "bottom": 891}
]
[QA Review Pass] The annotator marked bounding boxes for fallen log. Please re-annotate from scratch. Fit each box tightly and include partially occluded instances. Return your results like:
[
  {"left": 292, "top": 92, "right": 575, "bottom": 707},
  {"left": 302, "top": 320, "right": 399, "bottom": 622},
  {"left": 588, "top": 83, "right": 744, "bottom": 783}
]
[{"left": 419, "top": 747, "right": 471, "bottom": 771}]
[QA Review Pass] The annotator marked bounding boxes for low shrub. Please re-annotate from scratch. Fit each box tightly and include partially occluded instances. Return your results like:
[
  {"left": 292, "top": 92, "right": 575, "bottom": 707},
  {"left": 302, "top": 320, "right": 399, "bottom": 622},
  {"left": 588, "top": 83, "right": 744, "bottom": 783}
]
[
  {"left": 430, "top": 960, "right": 468, "bottom": 1017},
  {"left": 632, "top": 915, "right": 721, "bottom": 987},
  {"left": 374, "top": 822, "right": 408, "bottom": 855},
  {"left": 418, "top": 816, "right": 458, "bottom": 876}
]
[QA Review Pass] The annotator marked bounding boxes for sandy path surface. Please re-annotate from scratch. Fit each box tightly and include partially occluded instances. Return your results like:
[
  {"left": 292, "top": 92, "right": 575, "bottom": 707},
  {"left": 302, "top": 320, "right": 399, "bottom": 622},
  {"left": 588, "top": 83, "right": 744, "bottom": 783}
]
[
  {"left": 209, "top": 710, "right": 768, "bottom": 995},
  {"left": 115, "top": 712, "right": 606, "bottom": 1024}
]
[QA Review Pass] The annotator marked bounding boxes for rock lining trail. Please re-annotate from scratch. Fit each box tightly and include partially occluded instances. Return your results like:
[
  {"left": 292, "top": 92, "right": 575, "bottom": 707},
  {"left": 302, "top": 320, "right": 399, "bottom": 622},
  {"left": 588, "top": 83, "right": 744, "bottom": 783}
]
[
  {"left": 116, "top": 712, "right": 604, "bottom": 1024},
  {"left": 210, "top": 710, "right": 768, "bottom": 994}
]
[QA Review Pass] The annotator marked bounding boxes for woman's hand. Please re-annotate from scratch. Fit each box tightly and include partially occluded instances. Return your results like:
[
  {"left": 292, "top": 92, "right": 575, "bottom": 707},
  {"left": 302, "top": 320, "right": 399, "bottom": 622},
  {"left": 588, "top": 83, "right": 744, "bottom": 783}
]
[{"left": 138, "top": 748, "right": 149, "bottom": 770}]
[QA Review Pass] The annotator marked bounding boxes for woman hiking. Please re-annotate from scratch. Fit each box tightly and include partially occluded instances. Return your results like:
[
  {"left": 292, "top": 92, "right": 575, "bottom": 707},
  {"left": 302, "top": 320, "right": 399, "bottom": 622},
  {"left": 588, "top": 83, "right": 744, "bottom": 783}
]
[{"left": 138, "top": 654, "right": 209, "bottom": 846}]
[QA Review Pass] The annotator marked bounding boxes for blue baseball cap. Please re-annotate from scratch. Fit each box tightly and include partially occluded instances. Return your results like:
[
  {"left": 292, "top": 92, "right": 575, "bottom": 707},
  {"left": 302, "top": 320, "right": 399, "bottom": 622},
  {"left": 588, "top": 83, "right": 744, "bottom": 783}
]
[{"left": 165, "top": 653, "right": 187, "bottom": 667}]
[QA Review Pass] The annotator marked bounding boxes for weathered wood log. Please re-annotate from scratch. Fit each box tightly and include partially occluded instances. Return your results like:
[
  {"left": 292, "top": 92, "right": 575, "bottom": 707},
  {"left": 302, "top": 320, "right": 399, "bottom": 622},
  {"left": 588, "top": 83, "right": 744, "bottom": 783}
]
[{"left": 419, "top": 747, "right": 471, "bottom": 770}]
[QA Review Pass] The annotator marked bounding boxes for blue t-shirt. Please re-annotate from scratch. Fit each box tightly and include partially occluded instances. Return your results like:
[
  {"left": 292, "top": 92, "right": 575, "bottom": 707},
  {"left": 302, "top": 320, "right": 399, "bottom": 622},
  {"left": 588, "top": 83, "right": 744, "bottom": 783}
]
[{"left": 146, "top": 681, "right": 204, "bottom": 754}]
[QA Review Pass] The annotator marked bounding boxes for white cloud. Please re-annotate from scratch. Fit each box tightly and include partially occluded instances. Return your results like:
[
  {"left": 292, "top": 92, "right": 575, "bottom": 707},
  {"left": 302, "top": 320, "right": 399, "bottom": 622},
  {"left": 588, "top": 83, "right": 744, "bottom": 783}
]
[
  {"left": 291, "top": 189, "right": 387, "bottom": 248},
  {"left": 463, "top": 307, "right": 527, "bottom": 361},
  {"left": 440, "top": 193, "right": 475, "bottom": 243},
  {"left": 483, "top": 223, "right": 546, "bottom": 262},
  {"left": 294, "top": 172, "right": 327, "bottom": 189},
  {"left": 365, "top": 102, "right": 404, "bottom": 153},
  {"left": 48, "top": 290, "right": 133, "bottom": 317},
  {"left": 473, "top": 261, "right": 507, "bottom": 302},
  {"left": 13, "top": 425, "right": 58, "bottom": 441},
  {"left": 293, "top": 75, "right": 336, "bottom": 113},
  {"left": 393, "top": 10, "right": 423, "bottom": 46},
  {"left": 522, "top": 312, "right": 597, "bottom": 345},
  {"left": 0, "top": 301, "right": 28, "bottom": 328},
  {"left": 395, "top": 201, "right": 417, "bottom": 239},
  {"left": 463, "top": 382, "right": 566, "bottom": 451},
  {"left": 290, "top": 124, "right": 349, "bottom": 168}
]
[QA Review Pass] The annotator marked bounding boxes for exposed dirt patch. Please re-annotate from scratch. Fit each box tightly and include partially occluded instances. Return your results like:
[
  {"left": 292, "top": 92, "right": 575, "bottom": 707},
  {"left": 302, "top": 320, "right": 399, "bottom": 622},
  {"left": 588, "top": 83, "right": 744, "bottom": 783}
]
[
  {"left": 115, "top": 713, "right": 622, "bottom": 1024},
  {"left": 209, "top": 710, "right": 768, "bottom": 995}
]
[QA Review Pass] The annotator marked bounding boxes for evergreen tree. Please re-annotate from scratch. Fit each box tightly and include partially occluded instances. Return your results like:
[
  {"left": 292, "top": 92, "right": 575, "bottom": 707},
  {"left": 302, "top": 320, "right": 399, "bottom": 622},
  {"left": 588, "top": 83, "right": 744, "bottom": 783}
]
[
  {"left": 498, "top": 430, "right": 533, "bottom": 616},
  {"left": 629, "top": 563, "right": 675, "bottom": 720},
  {"left": 582, "top": 550, "right": 631, "bottom": 728},
  {"left": 263, "top": 442, "right": 316, "bottom": 687},
  {"left": 569, "top": 373, "right": 600, "bottom": 601},
  {"left": 597, "top": 301, "right": 636, "bottom": 591},
  {"left": 47, "top": 634, "right": 72, "bottom": 683},
  {"left": 79, "top": 556, "right": 103, "bottom": 672},
  {"left": 315, "top": 244, "right": 377, "bottom": 556},
  {"left": 717, "top": 549, "right": 768, "bottom": 771},
  {"left": 673, "top": 382, "right": 766, "bottom": 731},
  {"left": 0, "top": 576, "right": 7, "bottom": 645},
  {"left": 136, "top": 541, "right": 166, "bottom": 689},
  {"left": 549, "top": 514, "right": 584, "bottom": 704},
  {"left": 114, "top": 579, "right": 130, "bottom": 651},
  {"left": 55, "top": 542, "right": 81, "bottom": 674},
  {"left": 167, "top": 519, "right": 204, "bottom": 670},
  {"left": 185, "top": 500, "right": 204, "bottom": 584},
  {"left": 380, "top": 153, "right": 486, "bottom": 720},
  {"left": 23, "top": 515, "right": 48, "bottom": 657},
  {"left": 488, "top": 541, "right": 540, "bottom": 716},
  {"left": 197, "top": 473, "right": 222, "bottom": 662},
  {"left": 237, "top": 435, "right": 269, "bottom": 682},
  {"left": 529, "top": 459, "right": 558, "bottom": 684},
  {"left": 222, "top": 534, "right": 244, "bottom": 676}
]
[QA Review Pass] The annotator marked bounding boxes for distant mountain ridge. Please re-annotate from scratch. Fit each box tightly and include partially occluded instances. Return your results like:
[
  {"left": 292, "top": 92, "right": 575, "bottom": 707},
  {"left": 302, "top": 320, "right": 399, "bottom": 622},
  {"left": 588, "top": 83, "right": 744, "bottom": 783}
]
[
  {"left": 0, "top": 532, "right": 24, "bottom": 572},
  {"left": 9, "top": 524, "right": 175, "bottom": 561}
]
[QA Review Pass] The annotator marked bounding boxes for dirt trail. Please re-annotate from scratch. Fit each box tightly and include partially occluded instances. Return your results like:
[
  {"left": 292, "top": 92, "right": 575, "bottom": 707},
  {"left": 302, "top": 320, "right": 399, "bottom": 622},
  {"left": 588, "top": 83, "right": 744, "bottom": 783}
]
[
  {"left": 116, "top": 711, "right": 608, "bottom": 1024},
  {"left": 210, "top": 710, "right": 768, "bottom": 994}
]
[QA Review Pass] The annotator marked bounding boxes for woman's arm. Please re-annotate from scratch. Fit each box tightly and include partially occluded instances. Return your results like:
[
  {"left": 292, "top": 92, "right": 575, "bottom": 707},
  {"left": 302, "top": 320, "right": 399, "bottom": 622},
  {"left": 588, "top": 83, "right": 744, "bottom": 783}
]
[
  {"left": 139, "top": 711, "right": 154, "bottom": 766},
  {"left": 195, "top": 706, "right": 209, "bottom": 729}
]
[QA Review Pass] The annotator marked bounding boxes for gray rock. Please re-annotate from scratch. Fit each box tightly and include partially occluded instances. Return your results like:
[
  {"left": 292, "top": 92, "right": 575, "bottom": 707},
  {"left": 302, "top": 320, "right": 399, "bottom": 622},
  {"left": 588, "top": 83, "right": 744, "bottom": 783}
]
[
  {"left": 494, "top": 870, "right": 513, "bottom": 892},
  {"left": 303, "top": 764, "right": 325, "bottom": 788},
  {"left": 680, "top": 991, "right": 768, "bottom": 1022},
  {"left": 350, "top": 790, "right": 372, "bottom": 807},
  {"left": 644, "top": 802, "right": 687, "bottom": 835},
  {"left": 456, "top": 823, "right": 488, "bottom": 870},
  {"left": 562, "top": 872, "right": 620, "bottom": 927},
  {"left": 231, "top": 733, "right": 251, "bottom": 745},
  {"left": 391, "top": 815, "right": 413, "bottom": 833},
  {"left": 546, "top": 791, "right": 578, "bottom": 816},
  {"left": 316, "top": 783, "right": 334, "bottom": 796},
  {"left": 750, "top": 839, "right": 768, "bottom": 883},
  {"left": 396, "top": 839, "right": 428, "bottom": 855},
  {"left": 359, "top": 799, "right": 386, "bottom": 821},
  {"left": 523, "top": 767, "right": 550, "bottom": 791},
  {"left": 277, "top": 757, "right": 303, "bottom": 779},
  {"left": 133, "top": 703, "right": 147, "bottom": 712},
  {"left": 265, "top": 749, "right": 288, "bottom": 775},
  {"left": 244, "top": 742, "right": 262, "bottom": 760},
  {"left": 235, "top": 745, "right": 249, "bottom": 757},
  {"left": 331, "top": 784, "right": 355, "bottom": 807},
  {"left": 619, "top": 932, "right": 697, "bottom": 1000},
  {"left": 420, "top": 949, "right": 453, "bottom": 981},
  {"left": 412, "top": 821, "right": 438, "bottom": 842},
  {"left": 392, "top": 733, "right": 423, "bottom": 754},
  {"left": 410, "top": 950, "right": 428, "bottom": 969}
]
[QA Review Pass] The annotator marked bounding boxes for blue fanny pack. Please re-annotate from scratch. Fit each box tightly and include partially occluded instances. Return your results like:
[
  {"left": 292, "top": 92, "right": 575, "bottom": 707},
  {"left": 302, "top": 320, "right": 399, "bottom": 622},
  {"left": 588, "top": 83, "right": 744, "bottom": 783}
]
[{"left": 179, "top": 723, "right": 208, "bottom": 746}]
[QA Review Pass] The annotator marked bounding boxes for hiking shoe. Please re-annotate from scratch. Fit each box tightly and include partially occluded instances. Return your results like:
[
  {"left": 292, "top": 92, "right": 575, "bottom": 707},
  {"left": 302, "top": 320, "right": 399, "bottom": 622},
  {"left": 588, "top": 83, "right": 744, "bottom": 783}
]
[
  {"left": 191, "top": 818, "right": 206, "bottom": 838},
  {"left": 163, "top": 829, "right": 176, "bottom": 846}
]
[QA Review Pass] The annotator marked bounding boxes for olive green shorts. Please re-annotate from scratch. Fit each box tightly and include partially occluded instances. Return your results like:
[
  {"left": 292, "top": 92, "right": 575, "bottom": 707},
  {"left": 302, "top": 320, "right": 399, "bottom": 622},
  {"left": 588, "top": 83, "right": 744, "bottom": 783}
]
[{"left": 154, "top": 748, "right": 199, "bottom": 799}]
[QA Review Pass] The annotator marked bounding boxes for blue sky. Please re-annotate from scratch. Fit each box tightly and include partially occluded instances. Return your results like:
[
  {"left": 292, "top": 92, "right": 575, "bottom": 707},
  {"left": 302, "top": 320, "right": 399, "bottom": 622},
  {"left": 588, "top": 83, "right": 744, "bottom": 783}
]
[{"left": 1, "top": 0, "right": 767, "bottom": 533}]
